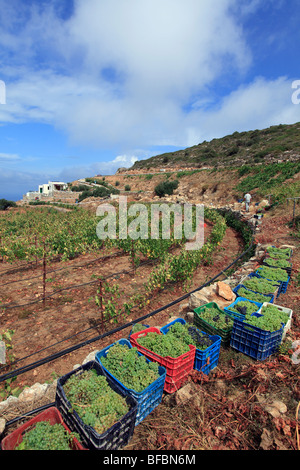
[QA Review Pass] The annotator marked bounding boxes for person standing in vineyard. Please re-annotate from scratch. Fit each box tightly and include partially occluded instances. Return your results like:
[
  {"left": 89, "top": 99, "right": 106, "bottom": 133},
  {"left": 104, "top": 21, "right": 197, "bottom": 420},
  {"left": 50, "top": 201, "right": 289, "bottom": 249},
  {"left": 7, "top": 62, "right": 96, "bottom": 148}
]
[{"left": 244, "top": 192, "right": 252, "bottom": 212}]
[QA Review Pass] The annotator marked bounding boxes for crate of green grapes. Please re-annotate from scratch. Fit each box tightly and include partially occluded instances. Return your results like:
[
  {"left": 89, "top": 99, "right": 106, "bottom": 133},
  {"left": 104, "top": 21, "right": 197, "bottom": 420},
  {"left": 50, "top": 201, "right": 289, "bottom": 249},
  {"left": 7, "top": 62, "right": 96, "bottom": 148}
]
[
  {"left": 230, "top": 308, "right": 285, "bottom": 360},
  {"left": 265, "top": 246, "right": 292, "bottom": 260},
  {"left": 193, "top": 302, "right": 234, "bottom": 345},
  {"left": 258, "top": 302, "right": 293, "bottom": 341},
  {"left": 240, "top": 273, "right": 281, "bottom": 299}
]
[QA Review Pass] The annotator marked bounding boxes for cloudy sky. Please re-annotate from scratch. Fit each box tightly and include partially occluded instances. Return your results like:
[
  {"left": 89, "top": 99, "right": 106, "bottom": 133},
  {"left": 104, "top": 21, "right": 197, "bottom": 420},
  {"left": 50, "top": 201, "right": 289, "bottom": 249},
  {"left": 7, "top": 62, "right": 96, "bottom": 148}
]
[{"left": 0, "top": 0, "right": 300, "bottom": 200}]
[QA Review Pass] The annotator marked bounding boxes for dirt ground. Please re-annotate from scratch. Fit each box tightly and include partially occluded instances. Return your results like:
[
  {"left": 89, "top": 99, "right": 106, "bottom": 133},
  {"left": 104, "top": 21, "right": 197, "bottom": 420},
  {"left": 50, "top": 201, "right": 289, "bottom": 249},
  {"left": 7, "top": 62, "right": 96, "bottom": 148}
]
[{"left": 0, "top": 206, "right": 299, "bottom": 451}]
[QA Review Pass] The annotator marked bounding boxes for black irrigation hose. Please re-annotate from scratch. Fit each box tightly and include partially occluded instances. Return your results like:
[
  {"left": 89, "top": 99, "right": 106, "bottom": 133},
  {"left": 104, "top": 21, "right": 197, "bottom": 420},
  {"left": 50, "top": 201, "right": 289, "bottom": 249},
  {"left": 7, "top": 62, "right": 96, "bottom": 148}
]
[{"left": 0, "top": 235, "right": 255, "bottom": 384}]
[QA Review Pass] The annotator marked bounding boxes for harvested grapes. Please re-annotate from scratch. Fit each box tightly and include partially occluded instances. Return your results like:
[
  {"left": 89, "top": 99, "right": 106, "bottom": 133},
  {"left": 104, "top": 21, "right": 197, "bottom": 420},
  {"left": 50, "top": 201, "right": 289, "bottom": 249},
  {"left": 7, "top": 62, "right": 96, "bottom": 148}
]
[
  {"left": 257, "top": 266, "right": 289, "bottom": 282},
  {"left": 266, "top": 246, "right": 292, "bottom": 259},
  {"left": 196, "top": 306, "right": 233, "bottom": 329},
  {"left": 137, "top": 331, "right": 190, "bottom": 358},
  {"left": 101, "top": 343, "right": 160, "bottom": 392},
  {"left": 15, "top": 421, "right": 80, "bottom": 450},
  {"left": 63, "top": 369, "right": 129, "bottom": 435},
  {"left": 166, "top": 322, "right": 214, "bottom": 351},
  {"left": 229, "top": 299, "right": 260, "bottom": 316},
  {"left": 236, "top": 287, "right": 271, "bottom": 303},
  {"left": 243, "top": 277, "right": 279, "bottom": 294},
  {"left": 264, "top": 258, "right": 291, "bottom": 269},
  {"left": 243, "top": 304, "right": 289, "bottom": 332}
]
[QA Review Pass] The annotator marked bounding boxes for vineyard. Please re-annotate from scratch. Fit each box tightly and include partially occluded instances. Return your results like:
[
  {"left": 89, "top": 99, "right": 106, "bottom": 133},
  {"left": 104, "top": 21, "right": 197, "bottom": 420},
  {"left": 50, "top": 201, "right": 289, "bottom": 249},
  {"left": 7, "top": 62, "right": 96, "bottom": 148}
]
[{"left": 0, "top": 198, "right": 299, "bottom": 452}]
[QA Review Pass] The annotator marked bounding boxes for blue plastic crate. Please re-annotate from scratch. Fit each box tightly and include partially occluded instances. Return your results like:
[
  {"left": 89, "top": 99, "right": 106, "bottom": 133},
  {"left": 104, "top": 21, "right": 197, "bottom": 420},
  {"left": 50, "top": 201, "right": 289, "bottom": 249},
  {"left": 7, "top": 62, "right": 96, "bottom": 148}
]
[
  {"left": 255, "top": 268, "right": 290, "bottom": 297},
  {"left": 95, "top": 339, "right": 166, "bottom": 426},
  {"left": 241, "top": 272, "right": 281, "bottom": 299},
  {"left": 233, "top": 284, "right": 274, "bottom": 304},
  {"left": 160, "top": 318, "right": 221, "bottom": 375},
  {"left": 255, "top": 267, "right": 288, "bottom": 284},
  {"left": 230, "top": 314, "right": 284, "bottom": 361},
  {"left": 224, "top": 297, "right": 262, "bottom": 320}
]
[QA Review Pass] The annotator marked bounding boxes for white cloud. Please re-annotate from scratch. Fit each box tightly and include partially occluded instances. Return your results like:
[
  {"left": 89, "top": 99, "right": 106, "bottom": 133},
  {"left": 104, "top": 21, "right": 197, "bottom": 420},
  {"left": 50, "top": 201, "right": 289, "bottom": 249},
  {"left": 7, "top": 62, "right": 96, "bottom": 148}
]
[
  {"left": 0, "top": 0, "right": 299, "bottom": 175},
  {"left": 184, "top": 76, "right": 300, "bottom": 143},
  {"left": 0, "top": 0, "right": 253, "bottom": 149},
  {"left": 0, "top": 152, "right": 20, "bottom": 161}
]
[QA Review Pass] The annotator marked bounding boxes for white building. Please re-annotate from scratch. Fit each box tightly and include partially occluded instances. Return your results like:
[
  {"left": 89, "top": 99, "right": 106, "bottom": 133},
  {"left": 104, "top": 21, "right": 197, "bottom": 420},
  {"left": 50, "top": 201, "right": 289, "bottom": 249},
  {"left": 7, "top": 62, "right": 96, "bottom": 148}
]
[{"left": 38, "top": 181, "right": 68, "bottom": 195}]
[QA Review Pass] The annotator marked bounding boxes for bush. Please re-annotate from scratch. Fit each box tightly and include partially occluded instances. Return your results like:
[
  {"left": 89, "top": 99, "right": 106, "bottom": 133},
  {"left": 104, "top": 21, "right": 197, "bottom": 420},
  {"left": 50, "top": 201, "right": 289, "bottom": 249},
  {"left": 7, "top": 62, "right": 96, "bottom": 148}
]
[
  {"left": 124, "top": 185, "right": 131, "bottom": 191},
  {"left": 0, "top": 199, "right": 17, "bottom": 210},
  {"left": 154, "top": 180, "right": 179, "bottom": 197}
]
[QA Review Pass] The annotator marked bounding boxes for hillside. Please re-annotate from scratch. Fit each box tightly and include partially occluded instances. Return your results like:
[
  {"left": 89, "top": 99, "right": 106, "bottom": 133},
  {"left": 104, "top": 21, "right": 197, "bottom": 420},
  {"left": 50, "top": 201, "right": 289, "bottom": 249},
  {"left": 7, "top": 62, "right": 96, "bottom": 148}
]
[{"left": 126, "top": 122, "right": 300, "bottom": 172}]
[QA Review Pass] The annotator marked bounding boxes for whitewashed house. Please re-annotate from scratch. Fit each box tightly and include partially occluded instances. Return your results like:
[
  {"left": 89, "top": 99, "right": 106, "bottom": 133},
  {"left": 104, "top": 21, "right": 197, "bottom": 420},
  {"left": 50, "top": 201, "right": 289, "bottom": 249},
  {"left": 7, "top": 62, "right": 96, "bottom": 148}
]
[{"left": 38, "top": 181, "right": 68, "bottom": 195}]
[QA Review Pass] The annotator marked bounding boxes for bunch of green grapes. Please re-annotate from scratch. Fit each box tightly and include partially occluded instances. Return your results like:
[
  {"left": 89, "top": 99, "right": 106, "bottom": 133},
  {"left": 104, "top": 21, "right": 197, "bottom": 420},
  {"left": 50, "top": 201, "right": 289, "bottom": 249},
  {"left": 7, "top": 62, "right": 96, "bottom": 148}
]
[
  {"left": 243, "top": 277, "right": 279, "bottom": 294},
  {"left": 197, "top": 306, "right": 233, "bottom": 330},
  {"left": 264, "top": 258, "right": 291, "bottom": 268},
  {"left": 130, "top": 323, "right": 148, "bottom": 334},
  {"left": 64, "top": 370, "right": 129, "bottom": 434},
  {"left": 258, "top": 266, "right": 289, "bottom": 282},
  {"left": 167, "top": 322, "right": 213, "bottom": 351},
  {"left": 229, "top": 299, "right": 259, "bottom": 316},
  {"left": 16, "top": 421, "right": 80, "bottom": 450},
  {"left": 244, "top": 304, "right": 289, "bottom": 332},
  {"left": 137, "top": 331, "right": 190, "bottom": 358},
  {"left": 266, "top": 246, "right": 292, "bottom": 259},
  {"left": 237, "top": 287, "right": 271, "bottom": 303},
  {"left": 260, "top": 304, "right": 290, "bottom": 324},
  {"left": 101, "top": 343, "right": 160, "bottom": 392}
]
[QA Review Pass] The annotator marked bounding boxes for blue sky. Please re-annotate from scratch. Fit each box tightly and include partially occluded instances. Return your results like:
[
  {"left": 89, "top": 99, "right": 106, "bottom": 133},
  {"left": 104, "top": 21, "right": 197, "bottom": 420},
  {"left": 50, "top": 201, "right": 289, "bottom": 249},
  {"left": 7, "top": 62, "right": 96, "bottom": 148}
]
[{"left": 0, "top": 0, "right": 300, "bottom": 200}]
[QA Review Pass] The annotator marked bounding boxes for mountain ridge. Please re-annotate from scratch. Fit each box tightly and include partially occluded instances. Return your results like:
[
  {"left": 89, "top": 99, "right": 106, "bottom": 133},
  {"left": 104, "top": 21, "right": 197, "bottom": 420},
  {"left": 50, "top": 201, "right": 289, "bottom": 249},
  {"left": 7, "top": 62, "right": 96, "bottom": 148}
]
[{"left": 124, "top": 122, "right": 300, "bottom": 173}]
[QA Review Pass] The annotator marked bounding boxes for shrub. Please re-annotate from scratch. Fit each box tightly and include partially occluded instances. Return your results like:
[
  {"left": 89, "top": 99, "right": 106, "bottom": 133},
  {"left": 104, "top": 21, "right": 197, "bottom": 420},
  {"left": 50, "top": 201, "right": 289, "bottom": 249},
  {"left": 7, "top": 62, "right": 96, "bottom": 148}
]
[
  {"left": 0, "top": 199, "right": 17, "bottom": 210},
  {"left": 154, "top": 180, "right": 179, "bottom": 197}
]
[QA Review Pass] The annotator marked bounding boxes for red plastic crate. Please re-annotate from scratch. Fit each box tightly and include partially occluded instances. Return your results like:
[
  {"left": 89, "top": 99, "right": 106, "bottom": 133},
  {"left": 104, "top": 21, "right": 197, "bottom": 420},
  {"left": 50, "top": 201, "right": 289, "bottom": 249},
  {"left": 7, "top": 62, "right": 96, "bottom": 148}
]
[
  {"left": 1, "top": 407, "right": 86, "bottom": 450},
  {"left": 129, "top": 327, "right": 195, "bottom": 393}
]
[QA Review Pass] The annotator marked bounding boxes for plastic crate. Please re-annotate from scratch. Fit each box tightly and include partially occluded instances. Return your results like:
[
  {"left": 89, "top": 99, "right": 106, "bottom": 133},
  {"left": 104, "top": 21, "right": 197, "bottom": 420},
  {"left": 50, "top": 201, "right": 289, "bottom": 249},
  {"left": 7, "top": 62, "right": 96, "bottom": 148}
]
[
  {"left": 224, "top": 297, "right": 262, "bottom": 320},
  {"left": 1, "top": 407, "right": 86, "bottom": 450},
  {"left": 129, "top": 327, "right": 196, "bottom": 393},
  {"left": 233, "top": 284, "right": 274, "bottom": 304},
  {"left": 193, "top": 302, "right": 233, "bottom": 345},
  {"left": 128, "top": 323, "right": 150, "bottom": 339},
  {"left": 258, "top": 302, "right": 293, "bottom": 341},
  {"left": 255, "top": 267, "right": 289, "bottom": 290},
  {"left": 265, "top": 246, "right": 293, "bottom": 260},
  {"left": 239, "top": 273, "right": 281, "bottom": 299},
  {"left": 262, "top": 258, "right": 292, "bottom": 277},
  {"left": 95, "top": 339, "right": 166, "bottom": 425},
  {"left": 230, "top": 314, "right": 284, "bottom": 361},
  {"left": 55, "top": 361, "right": 138, "bottom": 450},
  {"left": 160, "top": 318, "right": 221, "bottom": 375}
]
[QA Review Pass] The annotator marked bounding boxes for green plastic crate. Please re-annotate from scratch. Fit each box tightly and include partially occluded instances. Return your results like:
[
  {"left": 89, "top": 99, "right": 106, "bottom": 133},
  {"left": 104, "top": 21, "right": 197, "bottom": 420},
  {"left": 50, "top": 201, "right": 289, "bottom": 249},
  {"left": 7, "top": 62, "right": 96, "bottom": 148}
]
[{"left": 193, "top": 302, "right": 234, "bottom": 345}]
